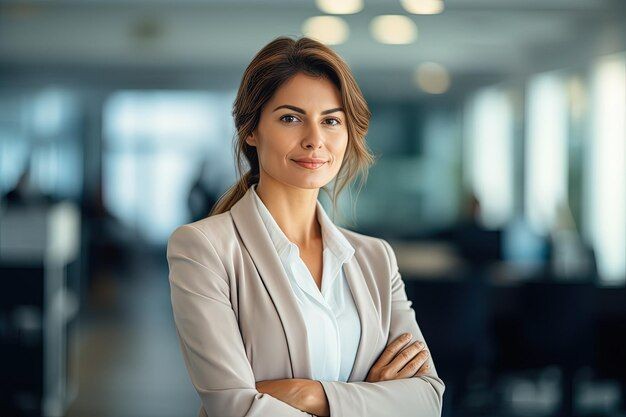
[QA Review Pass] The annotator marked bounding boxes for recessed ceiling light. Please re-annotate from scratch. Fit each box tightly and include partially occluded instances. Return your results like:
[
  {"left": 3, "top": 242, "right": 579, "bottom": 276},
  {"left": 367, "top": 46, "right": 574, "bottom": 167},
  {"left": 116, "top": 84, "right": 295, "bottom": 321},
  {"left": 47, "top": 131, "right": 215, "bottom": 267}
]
[
  {"left": 414, "top": 62, "right": 451, "bottom": 94},
  {"left": 370, "top": 15, "right": 417, "bottom": 45},
  {"left": 315, "top": 0, "right": 363, "bottom": 14},
  {"left": 401, "top": 0, "right": 445, "bottom": 15},
  {"left": 302, "top": 16, "right": 349, "bottom": 45}
]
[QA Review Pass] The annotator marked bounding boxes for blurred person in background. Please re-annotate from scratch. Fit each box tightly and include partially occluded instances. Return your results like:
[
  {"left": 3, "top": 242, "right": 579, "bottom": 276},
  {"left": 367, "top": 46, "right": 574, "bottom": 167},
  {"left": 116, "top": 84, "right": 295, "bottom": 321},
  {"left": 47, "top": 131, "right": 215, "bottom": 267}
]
[
  {"left": 452, "top": 194, "right": 501, "bottom": 271},
  {"left": 187, "top": 157, "right": 220, "bottom": 222},
  {"left": 3, "top": 158, "right": 54, "bottom": 207},
  {"left": 434, "top": 193, "right": 502, "bottom": 278},
  {"left": 166, "top": 36, "right": 445, "bottom": 417}
]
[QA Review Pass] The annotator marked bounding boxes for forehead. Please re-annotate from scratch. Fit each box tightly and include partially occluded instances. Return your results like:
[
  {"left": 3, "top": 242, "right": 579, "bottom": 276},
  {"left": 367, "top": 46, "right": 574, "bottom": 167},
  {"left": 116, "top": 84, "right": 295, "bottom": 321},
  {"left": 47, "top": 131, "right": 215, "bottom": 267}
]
[{"left": 268, "top": 73, "right": 342, "bottom": 108}]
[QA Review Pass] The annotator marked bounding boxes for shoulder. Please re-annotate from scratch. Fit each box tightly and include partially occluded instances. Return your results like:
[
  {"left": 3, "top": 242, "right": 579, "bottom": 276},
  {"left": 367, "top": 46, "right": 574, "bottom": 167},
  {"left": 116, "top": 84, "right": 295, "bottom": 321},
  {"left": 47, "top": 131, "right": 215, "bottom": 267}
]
[
  {"left": 336, "top": 226, "right": 395, "bottom": 268},
  {"left": 166, "top": 212, "right": 235, "bottom": 268},
  {"left": 166, "top": 216, "right": 232, "bottom": 293},
  {"left": 168, "top": 211, "right": 234, "bottom": 246},
  {"left": 337, "top": 226, "right": 382, "bottom": 247}
]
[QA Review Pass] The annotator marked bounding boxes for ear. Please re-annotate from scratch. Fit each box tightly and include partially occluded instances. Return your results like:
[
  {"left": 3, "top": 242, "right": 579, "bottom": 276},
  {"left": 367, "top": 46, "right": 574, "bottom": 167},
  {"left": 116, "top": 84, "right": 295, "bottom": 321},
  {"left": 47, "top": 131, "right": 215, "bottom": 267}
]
[{"left": 245, "top": 132, "right": 257, "bottom": 148}]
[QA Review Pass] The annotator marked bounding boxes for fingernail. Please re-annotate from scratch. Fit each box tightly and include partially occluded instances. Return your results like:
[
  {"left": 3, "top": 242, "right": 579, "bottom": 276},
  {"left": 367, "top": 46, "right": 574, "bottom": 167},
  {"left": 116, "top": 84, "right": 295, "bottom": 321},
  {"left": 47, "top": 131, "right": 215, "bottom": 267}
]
[{"left": 403, "top": 332, "right": 412, "bottom": 339}]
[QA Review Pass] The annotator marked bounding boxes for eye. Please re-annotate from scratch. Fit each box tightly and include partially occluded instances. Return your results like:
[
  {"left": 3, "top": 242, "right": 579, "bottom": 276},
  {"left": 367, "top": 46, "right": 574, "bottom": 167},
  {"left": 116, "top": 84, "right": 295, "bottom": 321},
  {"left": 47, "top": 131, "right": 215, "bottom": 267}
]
[
  {"left": 324, "top": 118, "right": 341, "bottom": 126},
  {"left": 280, "top": 114, "right": 300, "bottom": 124},
  {"left": 279, "top": 114, "right": 342, "bottom": 126}
]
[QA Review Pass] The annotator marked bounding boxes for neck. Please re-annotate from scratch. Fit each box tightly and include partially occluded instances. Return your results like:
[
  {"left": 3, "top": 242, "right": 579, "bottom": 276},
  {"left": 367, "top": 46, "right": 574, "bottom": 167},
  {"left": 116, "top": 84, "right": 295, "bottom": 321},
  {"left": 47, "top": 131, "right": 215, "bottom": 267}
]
[{"left": 255, "top": 177, "right": 322, "bottom": 248}]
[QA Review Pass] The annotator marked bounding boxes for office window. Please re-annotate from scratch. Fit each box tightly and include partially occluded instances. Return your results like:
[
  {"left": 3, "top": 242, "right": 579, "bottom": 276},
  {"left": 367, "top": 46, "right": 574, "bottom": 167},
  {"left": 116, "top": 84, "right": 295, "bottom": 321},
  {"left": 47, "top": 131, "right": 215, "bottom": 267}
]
[
  {"left": 463, "top": 86, "right": 515, "bottom": 228},
  {"left": 585, "top": 53, "right": 626, "bottom": 285},
  {"left": 0, "top": 88, "right": 82, "bottom": 200},
  {"left": 525, "top": 71, "right": 568, "bottom": 235},
  {"left": 103, "top": 90, "right": 237, "bottom": 244}
]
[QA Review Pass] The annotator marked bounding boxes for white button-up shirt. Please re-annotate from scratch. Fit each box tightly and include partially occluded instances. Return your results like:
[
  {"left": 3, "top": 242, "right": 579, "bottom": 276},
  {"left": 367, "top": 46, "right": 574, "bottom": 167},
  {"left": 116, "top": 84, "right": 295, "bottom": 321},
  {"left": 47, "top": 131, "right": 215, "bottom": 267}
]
[{"left": 250, "top": 184, "right": 361, "bottom": 382}]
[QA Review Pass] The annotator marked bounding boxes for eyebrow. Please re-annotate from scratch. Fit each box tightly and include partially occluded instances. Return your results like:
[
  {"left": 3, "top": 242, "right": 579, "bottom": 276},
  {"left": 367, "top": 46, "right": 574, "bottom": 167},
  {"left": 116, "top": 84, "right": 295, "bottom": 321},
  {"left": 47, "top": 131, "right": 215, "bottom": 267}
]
[{"left": 272, "top": 104, "right": 344, "bottom": 115}]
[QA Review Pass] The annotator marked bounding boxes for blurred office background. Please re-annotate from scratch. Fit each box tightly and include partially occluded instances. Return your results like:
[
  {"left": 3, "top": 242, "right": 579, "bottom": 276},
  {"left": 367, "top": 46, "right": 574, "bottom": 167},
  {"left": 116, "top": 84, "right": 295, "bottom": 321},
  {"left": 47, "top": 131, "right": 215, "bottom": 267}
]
[{"left": 1, "top": 0, "right": 626, "bottom": 416}]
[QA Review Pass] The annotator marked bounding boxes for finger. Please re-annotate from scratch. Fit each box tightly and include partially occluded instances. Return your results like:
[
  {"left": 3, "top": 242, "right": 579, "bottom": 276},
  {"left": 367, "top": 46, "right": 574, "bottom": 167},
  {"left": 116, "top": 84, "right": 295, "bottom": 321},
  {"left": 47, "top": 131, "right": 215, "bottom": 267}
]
[
  {"left": 411, "top": 362, "right": 431, "bottom": 378},
  {"left": 375, "top": 333, "right": 414, "bottom": 368},
  {"left": 415, "top": 362, "right": 431, "bottom": 376},
  {"left": 384, "top": 341, "right": 426, "bottom": 376},
  {"left": 396, "top": 348, "right": 430, "bottom": 379}
]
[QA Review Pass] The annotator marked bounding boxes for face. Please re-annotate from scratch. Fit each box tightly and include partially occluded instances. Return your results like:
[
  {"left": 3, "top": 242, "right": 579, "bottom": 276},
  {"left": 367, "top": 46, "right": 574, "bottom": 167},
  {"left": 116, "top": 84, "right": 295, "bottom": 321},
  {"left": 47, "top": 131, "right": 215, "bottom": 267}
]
[{"left": 246, "top": 72, "right": 349, "bottom": 190}]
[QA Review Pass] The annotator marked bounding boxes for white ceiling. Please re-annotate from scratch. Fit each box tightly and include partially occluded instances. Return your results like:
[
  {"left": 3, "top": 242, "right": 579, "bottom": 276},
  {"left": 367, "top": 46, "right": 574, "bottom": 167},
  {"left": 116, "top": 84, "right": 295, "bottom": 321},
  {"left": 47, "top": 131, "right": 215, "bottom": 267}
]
[{"left": 0, "top": 0, "right": 624, "bottom": 98}]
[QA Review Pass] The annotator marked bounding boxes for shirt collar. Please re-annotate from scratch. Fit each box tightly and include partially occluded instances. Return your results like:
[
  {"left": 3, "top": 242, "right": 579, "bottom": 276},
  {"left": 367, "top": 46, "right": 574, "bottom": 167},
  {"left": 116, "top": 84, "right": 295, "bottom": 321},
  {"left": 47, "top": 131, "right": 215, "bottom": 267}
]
[{"left": 250, "top": 183, "right": 355, "bottom": 265}]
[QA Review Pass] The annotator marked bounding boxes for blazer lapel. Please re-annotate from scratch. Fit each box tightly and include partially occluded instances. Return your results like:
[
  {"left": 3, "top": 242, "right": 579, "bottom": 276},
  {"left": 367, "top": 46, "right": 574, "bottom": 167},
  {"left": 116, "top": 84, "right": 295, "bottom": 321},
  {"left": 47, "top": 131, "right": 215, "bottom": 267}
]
[
  {"left": 230, "top": 187, "right": 312, "bottom": 379},
  {"left": 342, "top": 251, "right": 382, "bottom": 382}
]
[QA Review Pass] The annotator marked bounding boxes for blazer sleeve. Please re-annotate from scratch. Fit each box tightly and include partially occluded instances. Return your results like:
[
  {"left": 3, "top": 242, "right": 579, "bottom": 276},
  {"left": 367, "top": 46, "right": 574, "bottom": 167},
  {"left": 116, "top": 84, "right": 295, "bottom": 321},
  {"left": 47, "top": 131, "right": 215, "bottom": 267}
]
[
  {"left": 167, "top": 224, "right": 314, "bottom": 417},
  {"left": 318, "top": 238, "right": 446, "bottom": 417}
]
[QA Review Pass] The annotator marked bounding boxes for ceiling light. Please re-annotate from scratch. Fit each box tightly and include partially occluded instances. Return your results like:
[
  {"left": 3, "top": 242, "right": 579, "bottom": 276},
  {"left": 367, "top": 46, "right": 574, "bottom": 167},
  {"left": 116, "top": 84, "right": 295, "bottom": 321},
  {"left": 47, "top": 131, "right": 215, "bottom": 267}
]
[
  {"left": 302, "top": 16, "right": 349, "bottom": 45},
  {"left": 414, "top": 62, "right": 451, "bottom": 94},
  {"left": 370, "top": 15, "right": 417, "bottom": 45},
  {"left": 315, "top": 0, "right": 363, "bottom": 14},
  {"left": 401, "top": 0, "right": 445, "bottom": 15}
]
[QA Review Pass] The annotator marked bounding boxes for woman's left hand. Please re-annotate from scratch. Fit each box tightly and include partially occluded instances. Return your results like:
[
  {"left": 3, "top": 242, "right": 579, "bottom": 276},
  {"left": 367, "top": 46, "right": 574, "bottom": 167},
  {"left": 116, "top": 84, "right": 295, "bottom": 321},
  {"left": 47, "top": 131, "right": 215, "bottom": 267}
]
[{"left": 255, "top": 378, "right": 329, "bottom": 416}]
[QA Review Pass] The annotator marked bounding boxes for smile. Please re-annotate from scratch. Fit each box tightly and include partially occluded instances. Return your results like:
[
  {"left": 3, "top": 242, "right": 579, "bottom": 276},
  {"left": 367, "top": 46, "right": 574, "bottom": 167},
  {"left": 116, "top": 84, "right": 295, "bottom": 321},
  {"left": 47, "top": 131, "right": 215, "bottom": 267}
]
[{"left": 291, "top": 160, "right": 326, "bottom": 170}]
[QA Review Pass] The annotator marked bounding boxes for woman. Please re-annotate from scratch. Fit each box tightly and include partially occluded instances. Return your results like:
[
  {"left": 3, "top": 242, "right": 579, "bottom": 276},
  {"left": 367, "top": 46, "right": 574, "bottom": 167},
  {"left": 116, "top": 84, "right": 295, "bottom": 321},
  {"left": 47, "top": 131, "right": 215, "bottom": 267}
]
[{"left": 167, "top": 36, "right": 445, "bottom": 417}]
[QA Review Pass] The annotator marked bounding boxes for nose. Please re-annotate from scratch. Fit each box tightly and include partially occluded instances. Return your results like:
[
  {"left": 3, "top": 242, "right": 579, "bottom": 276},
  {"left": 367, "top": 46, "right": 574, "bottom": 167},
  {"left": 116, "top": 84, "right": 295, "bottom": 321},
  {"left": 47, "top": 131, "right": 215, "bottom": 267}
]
[{"left": 302, "top": 122, "right": 324, "bottom": 149}]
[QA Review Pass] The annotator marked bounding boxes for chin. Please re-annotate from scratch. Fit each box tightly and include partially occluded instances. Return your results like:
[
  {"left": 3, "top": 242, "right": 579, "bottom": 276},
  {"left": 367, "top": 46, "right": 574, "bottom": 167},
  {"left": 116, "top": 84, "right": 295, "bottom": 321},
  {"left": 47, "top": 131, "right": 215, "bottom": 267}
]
[{"left": 287, "top": 178, "right": 332, "bottom": 190}]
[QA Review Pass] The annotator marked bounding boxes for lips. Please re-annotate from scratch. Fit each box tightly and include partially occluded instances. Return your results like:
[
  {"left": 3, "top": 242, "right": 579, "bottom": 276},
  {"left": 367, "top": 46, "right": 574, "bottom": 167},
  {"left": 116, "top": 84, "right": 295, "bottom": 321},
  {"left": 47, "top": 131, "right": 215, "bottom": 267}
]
[
  {"left": 293, "top": 158, "right": 327, "bottom": 163},
  {"left": 292, "top": 159, "right": 327, "bottom": 169}
]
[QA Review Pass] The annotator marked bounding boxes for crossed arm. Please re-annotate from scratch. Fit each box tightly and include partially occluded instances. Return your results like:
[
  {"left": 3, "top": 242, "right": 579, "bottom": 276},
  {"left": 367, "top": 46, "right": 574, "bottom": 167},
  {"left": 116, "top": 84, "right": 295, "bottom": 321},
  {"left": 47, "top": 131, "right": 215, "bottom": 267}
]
[
  {"left": 254, "top": 239, "right": 445, "bottom": 417},
  {"left": 255, "top": 379, "right": 330, "bottom": 416},
  {"left": 167, "top": 225, "right": 445, "bottom": 417}
]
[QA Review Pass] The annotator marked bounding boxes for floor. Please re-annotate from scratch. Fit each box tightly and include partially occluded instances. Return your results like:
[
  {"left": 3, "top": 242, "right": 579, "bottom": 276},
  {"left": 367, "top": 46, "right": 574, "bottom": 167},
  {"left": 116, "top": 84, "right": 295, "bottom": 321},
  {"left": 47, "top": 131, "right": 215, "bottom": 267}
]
[{"left": 66, "top": 247, "right": 199, "bottom": 417}]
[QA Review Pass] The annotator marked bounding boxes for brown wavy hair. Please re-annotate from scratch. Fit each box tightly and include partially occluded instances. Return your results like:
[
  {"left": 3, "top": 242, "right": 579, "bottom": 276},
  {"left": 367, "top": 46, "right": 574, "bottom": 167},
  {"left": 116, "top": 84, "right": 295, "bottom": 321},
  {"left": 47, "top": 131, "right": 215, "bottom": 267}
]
[{"left": 209, "top": 35, "right": 376, "bottom": 225}]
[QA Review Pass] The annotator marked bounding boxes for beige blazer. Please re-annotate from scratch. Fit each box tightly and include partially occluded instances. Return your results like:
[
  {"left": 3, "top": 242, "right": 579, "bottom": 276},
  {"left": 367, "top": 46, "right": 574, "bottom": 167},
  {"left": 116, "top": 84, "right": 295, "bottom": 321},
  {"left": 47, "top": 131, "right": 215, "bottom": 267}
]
[{"left": 166, "top": 186, "right": 445, "bottom": 417}]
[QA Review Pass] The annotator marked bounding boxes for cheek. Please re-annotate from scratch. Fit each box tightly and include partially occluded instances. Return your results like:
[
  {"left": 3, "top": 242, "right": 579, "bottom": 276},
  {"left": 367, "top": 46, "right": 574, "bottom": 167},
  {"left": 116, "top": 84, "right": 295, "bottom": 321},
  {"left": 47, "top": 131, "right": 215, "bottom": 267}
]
[
  {"left": 331, "top": 135, "right": 349, "bottom": 160},
  {"left": 258, "top": 139, "right": 296, "bottom": 174}
]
